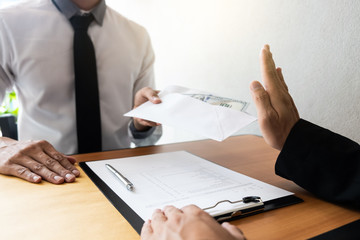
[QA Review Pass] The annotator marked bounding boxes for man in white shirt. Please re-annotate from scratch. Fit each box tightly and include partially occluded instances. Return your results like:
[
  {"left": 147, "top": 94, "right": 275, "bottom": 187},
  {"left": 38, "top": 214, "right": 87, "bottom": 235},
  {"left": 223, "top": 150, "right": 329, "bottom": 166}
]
[{"left": 0, "top": 0, "right": 162, "bottom": 184}]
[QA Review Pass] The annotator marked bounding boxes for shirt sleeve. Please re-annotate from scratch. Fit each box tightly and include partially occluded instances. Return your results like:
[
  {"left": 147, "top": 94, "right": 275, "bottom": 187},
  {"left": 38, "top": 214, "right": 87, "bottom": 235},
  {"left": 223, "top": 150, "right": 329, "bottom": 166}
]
[
  {"left": 129, "top": 120, "right": 155, "bottom": 139},
  {"left": 132, "top": 28, "right": 155, "bottom": 98},
  {"left": 128, "top": 28, "right": 162, "bottom": 146},
  {"left": 128, "top": 120, "right": 162, "bottom": 147},
  {"left": 0, "top": 18, "right": 14, "bottom": 104},
  {"left": 275, "top": 119, "right": 360, "bottom": 209},
  {"left": 0, "top": 66, "right": 11, "bottom": 104}
]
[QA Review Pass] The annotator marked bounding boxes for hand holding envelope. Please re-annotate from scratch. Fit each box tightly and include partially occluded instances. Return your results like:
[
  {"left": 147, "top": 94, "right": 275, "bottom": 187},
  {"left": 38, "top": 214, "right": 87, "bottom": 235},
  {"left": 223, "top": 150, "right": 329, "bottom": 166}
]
[{"left": 124, "top": 85, "right": 257, "bottom": 141}]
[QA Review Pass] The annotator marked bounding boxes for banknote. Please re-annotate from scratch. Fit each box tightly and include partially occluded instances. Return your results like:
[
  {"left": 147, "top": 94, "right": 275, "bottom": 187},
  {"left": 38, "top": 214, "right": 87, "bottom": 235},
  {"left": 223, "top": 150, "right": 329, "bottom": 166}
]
[{"left": 182, "top": 94, "right": 250, "bottom": 112}]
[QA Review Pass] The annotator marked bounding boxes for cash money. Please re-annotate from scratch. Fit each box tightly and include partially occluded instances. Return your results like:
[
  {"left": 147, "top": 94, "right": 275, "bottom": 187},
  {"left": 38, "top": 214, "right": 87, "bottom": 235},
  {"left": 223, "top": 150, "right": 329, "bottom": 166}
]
[{"left": 182, "top": 94, "right": 249, "bottom": 112}]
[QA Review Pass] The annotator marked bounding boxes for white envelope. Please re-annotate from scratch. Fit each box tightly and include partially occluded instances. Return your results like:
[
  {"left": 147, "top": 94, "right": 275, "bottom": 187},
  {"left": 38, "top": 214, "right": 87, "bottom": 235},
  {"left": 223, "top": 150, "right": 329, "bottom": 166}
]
[{"left": 124, "top": 85, "right": 257, "bottom": 141}]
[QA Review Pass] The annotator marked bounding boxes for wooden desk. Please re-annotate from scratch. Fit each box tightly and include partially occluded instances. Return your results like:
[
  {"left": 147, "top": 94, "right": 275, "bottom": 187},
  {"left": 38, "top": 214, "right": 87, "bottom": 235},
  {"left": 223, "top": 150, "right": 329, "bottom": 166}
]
[{"left": 0, "top": 135, "right": 359, "bottom": 240}]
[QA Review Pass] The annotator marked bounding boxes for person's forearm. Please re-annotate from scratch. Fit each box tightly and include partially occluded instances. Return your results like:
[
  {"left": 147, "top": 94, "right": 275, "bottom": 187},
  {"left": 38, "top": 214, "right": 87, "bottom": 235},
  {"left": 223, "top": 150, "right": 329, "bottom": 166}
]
[{"left": 275, "top": 119, "right": 360, "bottom": 208}]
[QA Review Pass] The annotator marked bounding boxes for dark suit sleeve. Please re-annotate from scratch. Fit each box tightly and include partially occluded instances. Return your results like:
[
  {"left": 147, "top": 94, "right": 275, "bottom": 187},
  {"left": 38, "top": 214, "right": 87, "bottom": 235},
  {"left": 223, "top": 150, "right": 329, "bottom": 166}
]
[{"left": 275, "top": 119, "right": 360, "bottom": 208}]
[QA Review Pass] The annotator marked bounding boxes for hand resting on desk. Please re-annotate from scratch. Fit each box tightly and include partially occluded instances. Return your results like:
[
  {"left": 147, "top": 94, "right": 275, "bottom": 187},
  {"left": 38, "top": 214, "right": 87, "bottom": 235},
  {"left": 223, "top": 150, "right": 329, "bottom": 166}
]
[
  {"left": 0, "top": 137, "right": 80, "bottom": 184},
  {"left": 141, "top": 205, "right": 245, "bottom": 240}
]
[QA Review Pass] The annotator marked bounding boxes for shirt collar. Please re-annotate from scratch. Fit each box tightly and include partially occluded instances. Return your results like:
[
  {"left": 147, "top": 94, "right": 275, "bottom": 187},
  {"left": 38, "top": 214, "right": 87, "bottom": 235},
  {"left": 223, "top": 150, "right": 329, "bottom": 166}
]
[{"left": 52, "top": 0, "right": 106, "bottom": 26}]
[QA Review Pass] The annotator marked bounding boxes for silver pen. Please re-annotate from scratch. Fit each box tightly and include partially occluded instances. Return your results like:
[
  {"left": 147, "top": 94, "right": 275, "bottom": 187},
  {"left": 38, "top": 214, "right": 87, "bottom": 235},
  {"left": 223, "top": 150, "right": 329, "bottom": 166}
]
[{"left": 105, "top": 164, "right": 134, "bottom": 191}]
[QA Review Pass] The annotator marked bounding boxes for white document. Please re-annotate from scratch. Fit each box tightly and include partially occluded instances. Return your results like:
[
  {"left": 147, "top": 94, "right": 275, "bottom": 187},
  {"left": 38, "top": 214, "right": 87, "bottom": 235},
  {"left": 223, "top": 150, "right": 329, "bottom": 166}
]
[
  {"left": 85, "top": 151, "right": 293, "bottom": 220},
  {"left": 124, "top": 85, "right": 257, "bottom": 141}
]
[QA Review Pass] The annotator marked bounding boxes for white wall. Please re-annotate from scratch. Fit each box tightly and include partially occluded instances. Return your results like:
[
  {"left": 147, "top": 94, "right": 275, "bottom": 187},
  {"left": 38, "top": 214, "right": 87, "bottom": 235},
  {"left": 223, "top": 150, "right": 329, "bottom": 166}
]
[{"left": 108, "top": 0, "right": 360, "bottom": 144}]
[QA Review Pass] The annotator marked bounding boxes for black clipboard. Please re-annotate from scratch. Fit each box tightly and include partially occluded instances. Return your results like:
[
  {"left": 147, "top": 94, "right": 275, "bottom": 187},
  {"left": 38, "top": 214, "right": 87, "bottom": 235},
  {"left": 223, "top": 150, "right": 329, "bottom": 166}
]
[{"left": 80, "top": 161, "right": 303, "bottom": 234}]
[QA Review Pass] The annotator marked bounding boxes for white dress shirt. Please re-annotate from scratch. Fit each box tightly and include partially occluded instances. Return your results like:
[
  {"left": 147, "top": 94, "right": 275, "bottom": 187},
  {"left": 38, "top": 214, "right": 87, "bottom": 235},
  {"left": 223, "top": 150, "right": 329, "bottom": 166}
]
[{"left": 0, "top": 0, "right": 161, "bottom": 154}]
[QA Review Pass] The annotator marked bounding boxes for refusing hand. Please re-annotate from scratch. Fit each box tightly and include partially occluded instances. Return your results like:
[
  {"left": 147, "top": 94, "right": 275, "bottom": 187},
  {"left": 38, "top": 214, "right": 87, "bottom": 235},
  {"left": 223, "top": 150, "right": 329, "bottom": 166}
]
[{"left": 250, "top": 45, "right": 300, "bottom": 150}]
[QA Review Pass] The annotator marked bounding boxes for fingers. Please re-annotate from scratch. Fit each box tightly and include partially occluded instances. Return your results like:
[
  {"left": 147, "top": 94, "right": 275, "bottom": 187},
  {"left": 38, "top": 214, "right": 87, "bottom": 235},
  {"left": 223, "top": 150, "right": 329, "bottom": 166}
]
[
  {"left": 133, "top": 87, "right": 162, "bottom": 131},
  {"left": 253, "top": 45, "right": 300, "bottom": 150},
  {"left": 181, "top": 204, "right": 203, "bottom": 215},
  {"left": 150, "top": 209, "right": 167, "bottom": 230},
  {"left": 25, "top": 141, "right": 78, "bottom": 182},
  {"left": 8, "top": 153, "right": 67, "bottom": 184},
  {"left": 142, "top": 205, "right": 235, "bottom": 240},
  {"left": 181, "top": 204, "right": 216, "bottom": 223},
  {"left": 6, "top": 158, "right": 65, "bottom": 184},
  {"left": 134, "top": 87, "right": 161, "bottom": 108},
  {"left": 9, "top": 164, "right": 42, "bottom": 183},
  {"left": 41, "top": 141, "right": 80, "bottom": 177},
  {"left": 276, "top": 67, "right": 288, "bottom": 91},
  {"left": 134, "top": 117, "right": 161, "bottom": 128},
  {"left": 275, "top": 67, "right": 300, "bottom": 119},
  {"left": 260, "top": 45, "right": 285, "bottom": 93},
  {"left": 66, "top": 156, "right": 77, "bottom": 165},
  {"left": 19, "top": 156, "right": 66, "bottom": 184},
  {"left": 147, "top": 90, "right": 161, "bottom": 104},
  {"left": 163, "top": 205, "right": 184, "bottom": 225},
  {"left": 147, "top": 206, "right": 185, "bottom": 230},
  {"left": 140, "top": 220, "right": 153, "bottom": 240},
  {"left": 164, "top": 205, "right": 183, "bottom": 216},
  {"left": 250, "top": 81, "right": 275, "bottom": 119},
  {"left": 0, "top": 140, "right": 80, "bottom": 184},
  {"left": 141, "top": 209, "right": 167, "bottom": 240}
]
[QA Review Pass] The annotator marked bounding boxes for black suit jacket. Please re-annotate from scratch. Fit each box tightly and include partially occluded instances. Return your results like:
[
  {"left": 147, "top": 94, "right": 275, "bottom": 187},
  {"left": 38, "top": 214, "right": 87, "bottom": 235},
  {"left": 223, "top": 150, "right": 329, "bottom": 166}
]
[{"left": 275, "top": 119, "right": 360, "bottom": 209}]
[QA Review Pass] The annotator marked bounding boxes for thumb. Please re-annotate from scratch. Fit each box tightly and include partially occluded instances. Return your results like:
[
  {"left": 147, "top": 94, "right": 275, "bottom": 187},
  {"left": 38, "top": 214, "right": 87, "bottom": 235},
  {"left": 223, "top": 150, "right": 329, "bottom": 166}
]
[
  {"left": 250, "top": 81, "right": 272, "bottom": 118},
  {"left": 143, "top": 88, "right": 161, "bottom": 104},
  {"left": 150, "top": 90, "right": 161, "bottom": 104},
  {"left": 134, "top": 87, "right": 161, "bottom": 108}
]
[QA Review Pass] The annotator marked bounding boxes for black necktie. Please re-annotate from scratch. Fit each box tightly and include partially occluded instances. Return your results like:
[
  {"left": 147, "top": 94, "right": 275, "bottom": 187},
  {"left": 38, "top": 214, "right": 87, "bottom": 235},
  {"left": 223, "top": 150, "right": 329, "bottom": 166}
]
[{"left": 70, "top": 14, "right": 102, "bottom": 153}]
